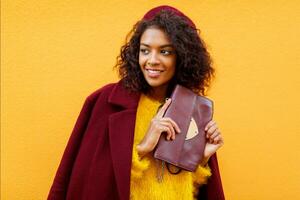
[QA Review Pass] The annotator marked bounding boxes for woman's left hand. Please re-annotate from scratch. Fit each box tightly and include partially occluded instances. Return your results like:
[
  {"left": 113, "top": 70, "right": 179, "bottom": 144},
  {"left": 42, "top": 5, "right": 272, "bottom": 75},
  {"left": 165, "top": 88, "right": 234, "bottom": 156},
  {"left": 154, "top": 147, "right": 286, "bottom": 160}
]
[{"left": 200, "top": 120, "right": 224, "bottom": 166}]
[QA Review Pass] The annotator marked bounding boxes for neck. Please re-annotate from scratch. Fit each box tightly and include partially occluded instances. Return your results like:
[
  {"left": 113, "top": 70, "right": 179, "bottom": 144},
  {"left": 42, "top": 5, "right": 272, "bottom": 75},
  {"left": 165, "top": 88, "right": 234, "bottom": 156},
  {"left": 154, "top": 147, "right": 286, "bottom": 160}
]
[{"left": 148, "top": 85, "right": 168, "bottom": 103}]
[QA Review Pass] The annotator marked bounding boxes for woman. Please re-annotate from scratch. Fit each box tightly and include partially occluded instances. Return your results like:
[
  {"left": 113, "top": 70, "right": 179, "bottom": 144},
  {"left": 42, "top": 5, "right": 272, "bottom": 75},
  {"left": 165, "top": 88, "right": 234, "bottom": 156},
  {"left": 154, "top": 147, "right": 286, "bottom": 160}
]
[{"left": 48, "top": 5, "right": 225, "bottom": 200}]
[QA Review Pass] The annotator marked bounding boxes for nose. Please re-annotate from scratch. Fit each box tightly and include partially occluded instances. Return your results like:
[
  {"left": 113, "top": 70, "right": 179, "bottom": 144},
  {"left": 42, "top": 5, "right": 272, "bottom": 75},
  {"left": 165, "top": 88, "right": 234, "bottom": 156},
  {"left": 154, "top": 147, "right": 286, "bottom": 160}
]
[{"left": 147, "top": 52, "right": 160, "bottom": 66}]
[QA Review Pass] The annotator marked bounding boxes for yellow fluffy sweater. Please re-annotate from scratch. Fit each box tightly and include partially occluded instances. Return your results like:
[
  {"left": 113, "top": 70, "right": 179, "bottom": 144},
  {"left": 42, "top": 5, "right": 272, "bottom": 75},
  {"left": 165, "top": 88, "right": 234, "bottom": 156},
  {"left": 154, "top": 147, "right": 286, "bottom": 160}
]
[{"left": 130, "top": 94, "right": 212, "bottom": 200}]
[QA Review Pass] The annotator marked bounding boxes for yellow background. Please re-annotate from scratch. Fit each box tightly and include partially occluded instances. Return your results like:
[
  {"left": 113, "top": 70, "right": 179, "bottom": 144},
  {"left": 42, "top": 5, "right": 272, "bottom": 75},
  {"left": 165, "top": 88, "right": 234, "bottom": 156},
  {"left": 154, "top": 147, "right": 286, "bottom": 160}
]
[{"left": 1, "top": 0, "right": 300, "bottom": 199}]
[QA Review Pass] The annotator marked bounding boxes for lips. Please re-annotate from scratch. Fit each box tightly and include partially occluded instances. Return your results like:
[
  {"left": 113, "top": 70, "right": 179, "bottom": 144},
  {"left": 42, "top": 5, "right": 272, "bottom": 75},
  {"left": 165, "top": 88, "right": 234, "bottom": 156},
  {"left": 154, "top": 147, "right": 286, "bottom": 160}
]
[{"left": 145, "top": 68, "right": 164, "bottom": 78}]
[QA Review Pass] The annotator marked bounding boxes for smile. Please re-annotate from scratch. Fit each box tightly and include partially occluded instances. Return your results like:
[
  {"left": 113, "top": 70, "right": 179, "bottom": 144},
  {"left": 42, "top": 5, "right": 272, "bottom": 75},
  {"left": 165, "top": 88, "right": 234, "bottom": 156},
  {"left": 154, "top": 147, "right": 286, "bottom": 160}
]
[{"left": 146, "top": 68, "right": 164, "bottom": 78}]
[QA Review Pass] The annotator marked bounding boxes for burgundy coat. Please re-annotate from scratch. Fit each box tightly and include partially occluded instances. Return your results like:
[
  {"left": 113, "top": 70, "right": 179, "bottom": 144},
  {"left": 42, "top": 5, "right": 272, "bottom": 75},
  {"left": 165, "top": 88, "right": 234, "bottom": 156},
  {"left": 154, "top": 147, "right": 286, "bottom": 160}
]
[{"left": 48, "top": 81, "right": 225, "bottom": 200}]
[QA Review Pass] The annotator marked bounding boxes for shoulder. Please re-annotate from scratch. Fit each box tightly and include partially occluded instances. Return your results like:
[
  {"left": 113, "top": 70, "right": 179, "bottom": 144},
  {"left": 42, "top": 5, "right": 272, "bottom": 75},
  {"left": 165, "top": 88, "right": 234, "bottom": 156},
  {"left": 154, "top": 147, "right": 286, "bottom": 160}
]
[
  {"left": 86, "top": 82, "right": 118, "bottom": 103},
  {"left": 83, "top": 80, "right": 139, "bottom": 109}
]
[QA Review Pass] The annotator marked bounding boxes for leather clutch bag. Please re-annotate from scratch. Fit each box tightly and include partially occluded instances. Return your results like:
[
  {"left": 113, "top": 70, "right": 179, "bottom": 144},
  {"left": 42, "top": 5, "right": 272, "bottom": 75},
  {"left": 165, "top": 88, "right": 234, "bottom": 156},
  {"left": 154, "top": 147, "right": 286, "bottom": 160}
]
[{"left": 153, "top": 84, "right": 213, "bottom": 172}]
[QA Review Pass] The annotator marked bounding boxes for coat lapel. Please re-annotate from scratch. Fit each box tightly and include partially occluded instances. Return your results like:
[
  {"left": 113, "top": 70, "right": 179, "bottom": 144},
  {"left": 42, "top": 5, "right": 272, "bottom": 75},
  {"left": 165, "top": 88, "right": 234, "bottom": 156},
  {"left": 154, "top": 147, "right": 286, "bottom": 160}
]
[{"left": 108, "top": 81, "right": 140, "bottom": 200}]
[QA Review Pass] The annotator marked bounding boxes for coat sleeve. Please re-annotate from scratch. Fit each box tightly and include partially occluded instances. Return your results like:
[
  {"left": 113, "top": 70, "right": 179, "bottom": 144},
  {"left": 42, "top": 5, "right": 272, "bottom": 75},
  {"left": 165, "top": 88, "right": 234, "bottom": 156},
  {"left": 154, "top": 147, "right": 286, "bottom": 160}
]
[
  {"left": 47, "top": 95, "right": 97, "bottom": 200},
  {"left": 197, "top": 153, "right": 225, "bottom": 200}
]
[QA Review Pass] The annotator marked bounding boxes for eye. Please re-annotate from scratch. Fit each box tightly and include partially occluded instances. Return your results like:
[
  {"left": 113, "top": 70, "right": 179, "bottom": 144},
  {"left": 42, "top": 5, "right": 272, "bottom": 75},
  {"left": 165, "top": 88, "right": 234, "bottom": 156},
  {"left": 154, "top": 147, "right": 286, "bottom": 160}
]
[
  {"left": 161, "top": 49, "right": 173, "bottom": 55},
  {"left": 140, "top": 48, "right": 149, "bottom": 55}
]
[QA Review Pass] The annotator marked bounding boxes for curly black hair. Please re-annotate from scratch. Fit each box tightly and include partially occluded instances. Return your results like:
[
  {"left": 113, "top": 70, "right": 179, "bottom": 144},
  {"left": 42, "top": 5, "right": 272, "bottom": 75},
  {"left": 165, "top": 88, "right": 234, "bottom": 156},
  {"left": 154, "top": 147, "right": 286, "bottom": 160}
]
[{"left": 114, "top": 9, "right": 215, "bottom": 96}]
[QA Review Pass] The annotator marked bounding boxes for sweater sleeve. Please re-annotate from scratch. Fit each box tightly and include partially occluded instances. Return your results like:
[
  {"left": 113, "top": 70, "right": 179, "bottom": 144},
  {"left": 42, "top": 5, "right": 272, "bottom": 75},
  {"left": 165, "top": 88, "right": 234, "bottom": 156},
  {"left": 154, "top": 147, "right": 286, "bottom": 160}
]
[
  {"left": 192, "top": 164, "right": 212, "bottom": 185},
  {"left": 130, "top": 145, "right": 151, "bottom": 181},
  {"left": 192, "top": 164, "right": 212, "bottom": 198}
]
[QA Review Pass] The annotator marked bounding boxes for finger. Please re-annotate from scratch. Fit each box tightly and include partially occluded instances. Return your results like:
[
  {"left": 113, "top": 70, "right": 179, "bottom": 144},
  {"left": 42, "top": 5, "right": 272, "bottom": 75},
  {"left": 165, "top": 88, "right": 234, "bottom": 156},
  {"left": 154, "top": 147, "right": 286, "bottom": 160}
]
[
  {"left": 213, "top": 135, "right": 224, "bottom": 145},
  {"left": 204, "top": 120, "right": 216, "bottom": 131},
  {"left": 206, "top": 124, "right": 218, "bottom": 138},
  {"left": 156, "top": 98, "right": 172, "bottom": 118},
  {"left": 152, "top": 119, "right": 175, "bottom": 140},
  {"left": 161, "top": 117, "right": 181, "bottom": 133},
  {"left": 208, "top": 129, "right": 220, "bottom": 140},
  {"left": 212, "top": 135, "right": 220, "bottom": 144},
  {"left": 161, "top": 118, "right": 180, "bottom": 140},
  {"left": 160, "top": 125, "right": 173, "bottom": 140},
  {"left": 160, "top": 122, "right": 176, "bottom": 139}
]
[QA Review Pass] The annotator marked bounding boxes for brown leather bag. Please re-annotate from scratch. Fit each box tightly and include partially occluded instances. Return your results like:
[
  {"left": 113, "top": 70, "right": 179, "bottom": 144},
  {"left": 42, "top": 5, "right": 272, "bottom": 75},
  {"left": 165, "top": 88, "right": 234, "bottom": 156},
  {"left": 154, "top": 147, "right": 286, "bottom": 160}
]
[{"left": 153, "top": 84, "right": 213, "bottom": 172}]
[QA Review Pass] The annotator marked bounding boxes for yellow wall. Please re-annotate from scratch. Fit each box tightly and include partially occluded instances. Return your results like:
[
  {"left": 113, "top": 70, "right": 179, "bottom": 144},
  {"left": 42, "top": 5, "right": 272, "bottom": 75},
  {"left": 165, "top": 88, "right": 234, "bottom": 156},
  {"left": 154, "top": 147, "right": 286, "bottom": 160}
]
[{"left": 2, "top": 0, "right": 300, "bottom": 199}]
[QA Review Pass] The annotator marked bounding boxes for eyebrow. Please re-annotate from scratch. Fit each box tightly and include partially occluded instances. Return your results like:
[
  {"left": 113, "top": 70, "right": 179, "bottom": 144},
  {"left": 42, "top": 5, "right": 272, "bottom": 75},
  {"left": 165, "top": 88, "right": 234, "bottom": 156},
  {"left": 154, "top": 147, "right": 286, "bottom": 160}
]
[{"left": 140, "top": 43, "right": 174, "bottom": 48}]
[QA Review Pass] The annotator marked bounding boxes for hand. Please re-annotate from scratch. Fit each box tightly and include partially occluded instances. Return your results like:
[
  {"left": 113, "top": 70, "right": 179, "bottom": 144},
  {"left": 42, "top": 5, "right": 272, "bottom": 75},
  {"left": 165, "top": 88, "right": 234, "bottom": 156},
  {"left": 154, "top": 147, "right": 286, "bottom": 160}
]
[
  {"left": 137, "top": 98, "right": 181, "bottom": 157},
  {"left": 200, "top": 120, "right": 224, "bottom": 166}
]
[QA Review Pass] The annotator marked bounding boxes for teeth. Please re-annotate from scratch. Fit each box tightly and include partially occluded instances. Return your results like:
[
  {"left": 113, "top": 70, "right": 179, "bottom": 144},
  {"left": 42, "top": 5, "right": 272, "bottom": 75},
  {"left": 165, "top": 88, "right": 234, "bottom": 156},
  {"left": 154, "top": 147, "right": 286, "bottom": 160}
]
[
  {"left": 147, "top": 69, "right": 161, "bottom": 74},
  {"left": 149, "top": 70, "right": 160, "bottom": 73}
]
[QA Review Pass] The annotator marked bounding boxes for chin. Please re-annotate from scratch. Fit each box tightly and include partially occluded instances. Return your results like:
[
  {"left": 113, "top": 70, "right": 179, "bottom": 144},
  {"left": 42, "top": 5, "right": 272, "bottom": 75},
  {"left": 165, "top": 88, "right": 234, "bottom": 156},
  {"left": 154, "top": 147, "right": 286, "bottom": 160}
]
[
  {"left": 146, "top": 79, "right": 168, "bottom": 88},
  {"left": 145, "top": 79, "right": 159, "bottom": 86}
]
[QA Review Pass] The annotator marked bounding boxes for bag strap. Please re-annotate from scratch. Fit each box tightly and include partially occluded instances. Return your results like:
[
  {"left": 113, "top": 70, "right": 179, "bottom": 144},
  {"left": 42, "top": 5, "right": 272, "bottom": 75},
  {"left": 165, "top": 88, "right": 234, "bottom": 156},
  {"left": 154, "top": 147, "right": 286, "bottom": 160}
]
[{"left": 166, "top": 163, "right": 182, "bottom": 174}]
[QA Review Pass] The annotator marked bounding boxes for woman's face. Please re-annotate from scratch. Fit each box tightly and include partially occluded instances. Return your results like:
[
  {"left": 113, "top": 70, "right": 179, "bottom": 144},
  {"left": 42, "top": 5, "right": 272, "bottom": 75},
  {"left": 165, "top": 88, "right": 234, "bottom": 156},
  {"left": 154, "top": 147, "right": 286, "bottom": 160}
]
[{"left": 139, "top": 27, "right": 177, "bottom": 92}]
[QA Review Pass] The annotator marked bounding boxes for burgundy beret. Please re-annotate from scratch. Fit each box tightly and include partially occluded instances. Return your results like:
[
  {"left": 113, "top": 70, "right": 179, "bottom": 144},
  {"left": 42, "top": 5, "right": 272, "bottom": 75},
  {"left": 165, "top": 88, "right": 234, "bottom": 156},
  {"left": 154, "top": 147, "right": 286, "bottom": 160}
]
[{"left": 142, "top": 5, "right": 196, "bottom": 29}]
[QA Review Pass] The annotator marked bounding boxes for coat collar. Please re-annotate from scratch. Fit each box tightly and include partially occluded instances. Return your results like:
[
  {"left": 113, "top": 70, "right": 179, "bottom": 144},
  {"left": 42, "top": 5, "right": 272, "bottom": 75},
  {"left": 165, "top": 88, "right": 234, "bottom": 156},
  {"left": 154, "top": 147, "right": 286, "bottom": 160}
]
[{"left": 108, "top": 80, "right": 141, "bottom": 109}]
